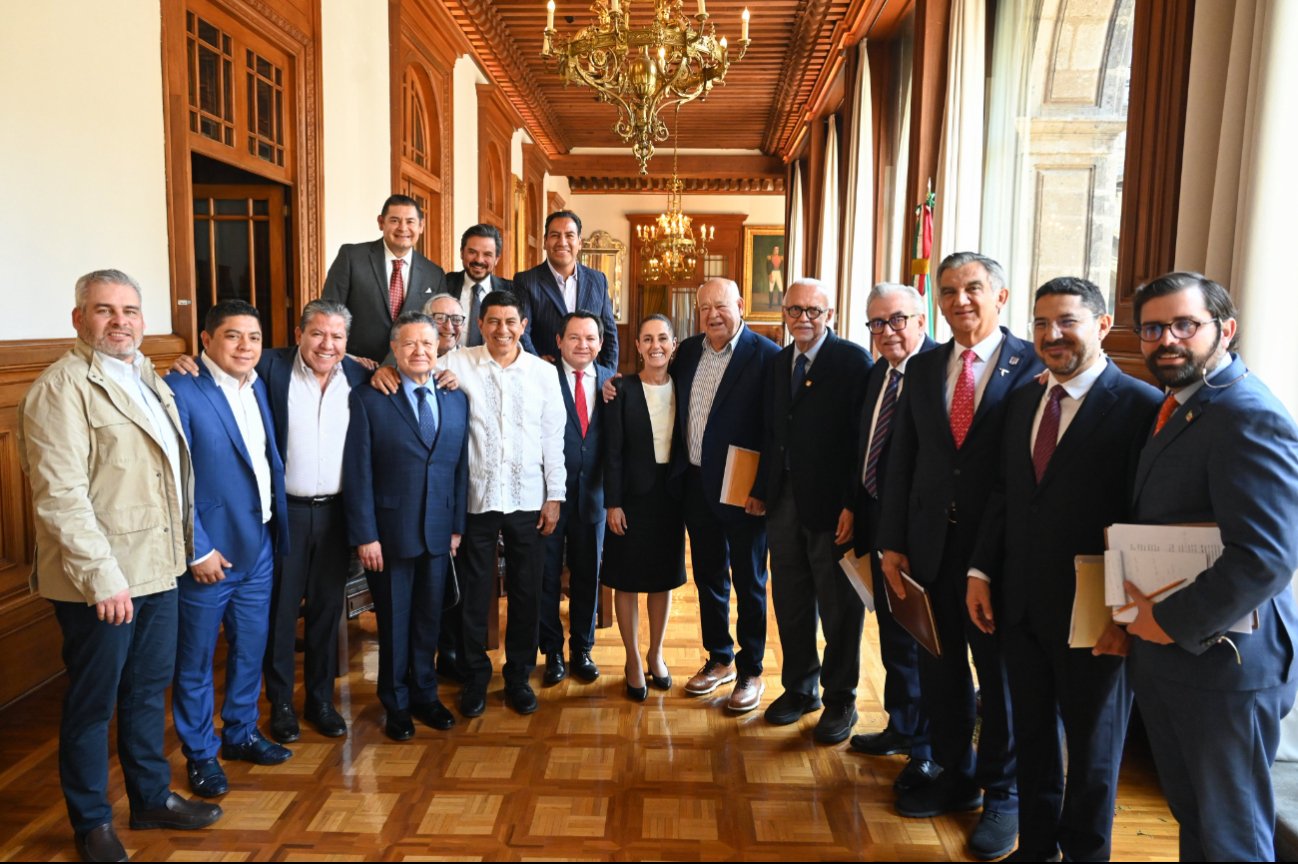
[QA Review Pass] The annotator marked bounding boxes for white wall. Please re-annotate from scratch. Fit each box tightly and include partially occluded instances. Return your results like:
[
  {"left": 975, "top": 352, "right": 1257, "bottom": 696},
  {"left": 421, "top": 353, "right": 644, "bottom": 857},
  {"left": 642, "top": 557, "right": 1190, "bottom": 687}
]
[
  {"left": 0, "top": 3, "right": 171, "bottom": 339},
  {"left": 320, "top": 0, "right": 391, "bottom": 260},
  {"left": 452, "top": 56, "right": 486, "bottom": 247},
  {"left": 566, "top": 193, "right": 786, "bottom": 251}
]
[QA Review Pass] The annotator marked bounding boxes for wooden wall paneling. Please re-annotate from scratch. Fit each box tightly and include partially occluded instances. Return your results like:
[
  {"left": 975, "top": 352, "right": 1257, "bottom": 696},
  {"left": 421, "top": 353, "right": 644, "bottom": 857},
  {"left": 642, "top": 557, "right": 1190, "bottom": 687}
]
[
  {"left": 1103, "top": 0, "right": 1195, "bottom": 378},
  {"left": 522, "top": 143, "right": 550, "bottom": 270},
  {"left": 869, "top": 40, "right": 899, "bottom": 287},
  {"left": 802, "top": 119, "right": 828, "bottom": 280},
  {"left": 903, "top": 0, "right": 950, "bottom": 281},
  {"left": 477, "top": 84, "right": 518, "bottom": 275}
]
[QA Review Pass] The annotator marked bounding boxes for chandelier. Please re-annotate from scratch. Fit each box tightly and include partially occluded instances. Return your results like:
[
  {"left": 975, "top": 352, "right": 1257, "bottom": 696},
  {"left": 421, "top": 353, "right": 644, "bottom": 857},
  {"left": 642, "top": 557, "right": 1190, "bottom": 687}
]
[
  {"left": 637, "top": 150, "right": 714, "bottom": 284},
  {"left": 542, "top": 0, "right": 751, "bottom": 174}
]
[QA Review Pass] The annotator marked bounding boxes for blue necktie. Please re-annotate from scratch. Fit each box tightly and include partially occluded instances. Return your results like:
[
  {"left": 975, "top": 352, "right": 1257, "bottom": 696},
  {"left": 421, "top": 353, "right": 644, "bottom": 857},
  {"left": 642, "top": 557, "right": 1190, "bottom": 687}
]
[
  {"left": 792, "top": 354, "right": 808, "bottom": 399},
  {"left": 415, "top": 386, "right": 436, "bottom": 448}
]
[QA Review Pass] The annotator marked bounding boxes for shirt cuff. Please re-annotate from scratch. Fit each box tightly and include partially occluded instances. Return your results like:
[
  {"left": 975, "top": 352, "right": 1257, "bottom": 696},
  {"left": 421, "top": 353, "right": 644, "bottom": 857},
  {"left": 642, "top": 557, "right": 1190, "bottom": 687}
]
[
  {"left": 967, "top": 568, "right": 991, "bottom": 583},
  {"left": 190, "top": 549, "right": 216, "bottom": 567}
]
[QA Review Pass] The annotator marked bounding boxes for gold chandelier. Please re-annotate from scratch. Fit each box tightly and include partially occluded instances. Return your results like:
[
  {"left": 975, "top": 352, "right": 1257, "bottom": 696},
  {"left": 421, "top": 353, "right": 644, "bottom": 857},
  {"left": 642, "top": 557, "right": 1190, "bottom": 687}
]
[
  {"left": 637, "top": 148, "right": 713, "bottom": 284},
  {"left": 542, "top": 0, "right": 751, "bottom": 174}
]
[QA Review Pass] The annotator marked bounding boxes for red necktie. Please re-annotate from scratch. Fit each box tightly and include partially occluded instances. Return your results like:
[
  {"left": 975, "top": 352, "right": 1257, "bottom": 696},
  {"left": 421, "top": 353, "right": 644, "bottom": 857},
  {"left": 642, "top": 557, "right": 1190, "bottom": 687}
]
[
  {"left": 950, "top": 348, "right": 977, "bottom": 449},
  {"left": 1153, "top": 393, "right": 1178, "bottom": 435},
  {"left": 1032, "top": 385, "right": 1066, "bottom": 483},
  {"left": 389, "top": 259, "right": 405, "bottom": 320},
  {"left": 574, "top": 369, "right": 589, "bottom": 438}
]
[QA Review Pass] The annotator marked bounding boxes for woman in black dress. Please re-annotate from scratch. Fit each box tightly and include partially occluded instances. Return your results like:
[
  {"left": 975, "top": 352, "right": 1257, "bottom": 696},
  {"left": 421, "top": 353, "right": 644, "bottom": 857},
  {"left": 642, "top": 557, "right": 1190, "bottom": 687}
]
[{"left": 602, "top": 314, "right": 686, "bottom": 701}]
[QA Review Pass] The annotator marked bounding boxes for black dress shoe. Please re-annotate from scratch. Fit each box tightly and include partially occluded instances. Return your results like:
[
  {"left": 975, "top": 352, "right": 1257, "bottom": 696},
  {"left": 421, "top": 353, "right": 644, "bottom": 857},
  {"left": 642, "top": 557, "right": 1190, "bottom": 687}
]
[
  {"left": 304, "top": 701, "right": 347, "bottom": 738},
  {"left": 75, "top": 823, "right": 127, "bottom": 863},
  {"left": 385, "top": 709, "right": 415, "bottom": 741},
  {"left": 130, "top": 792, "right": 223, "bottom": 830},
  {"left": 763, "top": 690, "right": 823, "bottom": 725},
  {"left": 849, "top": 724, "right": 914, "bottom": 756},
  {"left": 269, "top": 703, "right": 300, "bottom": 744},
  {"left": 893, "top": 758, "right": 941, "bottom": 793},
  {"left": 221, "top": 729, "right": 292, "bottom": 765},
  {"left": 646, "top": 657, "right": 672, "bottom": 690},
  {"left": 969, "top": 809, "right": 1019, "bottom": 860},
  {"left": 460, "top": 687, "right": 486, "bottom": 718},
  {"left": 542, "top": 652, "right": 567, "bottom": 686},
  {"left": 412, "top": 701, "right": 456, "bottom": 730},
  {"left": 186, "top": 757, "right": 228, "bottom": 799},
  {"left": 570, "top": 650, "right": 600, "bottom": 682},
  {"left": 895, "top": 772, "right": 983, "bottom": 818},
  {"left": 813, "top": 704, "right": 859, "bottom": 744},
  {"left": 505, "top": 683, "right": 538, "bottom": 715}
]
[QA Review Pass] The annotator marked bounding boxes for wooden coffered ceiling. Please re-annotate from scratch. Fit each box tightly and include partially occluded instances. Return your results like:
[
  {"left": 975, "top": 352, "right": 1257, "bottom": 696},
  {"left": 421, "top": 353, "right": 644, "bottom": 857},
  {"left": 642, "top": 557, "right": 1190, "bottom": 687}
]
[{"left": 444, "top": 0, "right": 915, "bottom": 191}]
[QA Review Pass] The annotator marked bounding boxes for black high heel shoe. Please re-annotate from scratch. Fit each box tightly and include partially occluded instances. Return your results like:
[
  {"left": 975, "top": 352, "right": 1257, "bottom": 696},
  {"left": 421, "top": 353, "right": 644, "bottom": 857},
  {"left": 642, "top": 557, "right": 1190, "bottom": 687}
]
[
  {"left": 625, "top": 665, "right": 648, "bottom": 702},
  {"left": 646, "top": 656, "right": 672, "bottom": 691}
]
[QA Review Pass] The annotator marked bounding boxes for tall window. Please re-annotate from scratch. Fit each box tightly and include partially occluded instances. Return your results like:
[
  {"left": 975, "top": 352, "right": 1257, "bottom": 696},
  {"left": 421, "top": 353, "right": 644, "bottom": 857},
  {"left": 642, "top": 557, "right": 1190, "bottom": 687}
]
[{"left": 399, "top": 63, "right": 443, "bottom": 261}]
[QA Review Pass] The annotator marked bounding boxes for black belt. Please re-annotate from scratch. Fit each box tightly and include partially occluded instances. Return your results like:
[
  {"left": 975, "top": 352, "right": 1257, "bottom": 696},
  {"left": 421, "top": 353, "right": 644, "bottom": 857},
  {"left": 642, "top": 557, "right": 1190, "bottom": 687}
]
[{"left": 287, "top": 494, "right": 339, "bottom": 506}]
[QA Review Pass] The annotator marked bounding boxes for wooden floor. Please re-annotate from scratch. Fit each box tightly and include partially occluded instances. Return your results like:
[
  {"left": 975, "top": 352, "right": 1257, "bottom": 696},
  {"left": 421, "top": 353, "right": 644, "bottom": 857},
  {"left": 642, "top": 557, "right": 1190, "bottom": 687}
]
[{"left": 0, "top": 580, "right": 1179, "bottom": 861}]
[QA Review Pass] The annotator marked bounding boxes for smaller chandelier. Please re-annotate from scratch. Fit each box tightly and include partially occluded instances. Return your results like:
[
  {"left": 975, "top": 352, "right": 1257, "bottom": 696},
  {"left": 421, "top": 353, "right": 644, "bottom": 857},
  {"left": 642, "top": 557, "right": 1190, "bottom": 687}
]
[
  {"left": 542, "top": 0, "right": 750, "bottom": 174},
  {"left": 637, "top": 175, "right": 713, "bottom": 285}
]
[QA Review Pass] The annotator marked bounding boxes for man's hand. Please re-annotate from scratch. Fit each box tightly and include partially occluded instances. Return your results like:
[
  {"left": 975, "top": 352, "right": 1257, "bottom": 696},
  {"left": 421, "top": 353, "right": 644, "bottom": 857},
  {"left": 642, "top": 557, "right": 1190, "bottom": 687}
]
[
  {"left": 96, "top": 588, "right": 134, "bottom": 625},
  {"left": 601, "top": 374, "right": 623, "bottom": 404},
  {"left": 170, "top": 355, "right": 201, "bottom": 376},
  {"left": 191, "top": 551, "right": 232, "bottom": 584},
  {"left": 607, "top": 506, "right": 628, "bottom": 536},
  {"left": 540, "top": 354, "right": 557, "bottom": 365},
  {"left": 538, "top": 500, "right": 561, "bottom": 536},
  {"left": 744, "top": 497, "right": 766, "bottom": 516},
  {"left": 449, "top": 534, "right": 461, "bottom": 556},
  {"left": 966, "top": 577, "right": 995, "bottom": 635},
  {"left": 370, "top": 365, "right": 400, "bottom": 395},
  {"left": 834, "top": 509, "right": 854, "bottom": 546},
  {"left": 434, "top": 369, "right": 459, "bottom": 391},
  {"left": 351, "top": 354, "right": 379, "bottom": 371},
  {"left": 1092, "top": 621, "right": 1131, "bottom": 657},
  {"left": 1124, "top": 580, "right": 1174, "bottom": 644},
  {"left": 358, "top": 541, "right": 384, "bottom": 573},
  {"left": 881, "top": 550, "right": 910, "bottom": 599}
]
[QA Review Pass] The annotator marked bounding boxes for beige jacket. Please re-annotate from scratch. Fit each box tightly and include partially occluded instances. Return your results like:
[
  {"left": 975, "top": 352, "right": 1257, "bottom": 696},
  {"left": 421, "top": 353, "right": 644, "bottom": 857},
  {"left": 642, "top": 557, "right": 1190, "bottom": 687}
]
[{"left": 18, "top": 339, "right": 193, "bottom": 604}]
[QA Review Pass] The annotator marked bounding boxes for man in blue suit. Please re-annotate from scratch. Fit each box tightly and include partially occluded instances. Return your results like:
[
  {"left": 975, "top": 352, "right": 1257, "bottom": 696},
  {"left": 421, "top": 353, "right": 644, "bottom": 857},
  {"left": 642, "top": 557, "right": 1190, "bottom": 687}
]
[
  {"left": 849, "top": 283, "right": 938, "bottom": 793},
  {"left": 672, "top": 276, "right": 780, "bottom": 713},
  {"left": 967, "top": 277, "right": 1161, "bottom": 862},
  {"left": 1104, "top": 272, "right": 1298, "bottom": 861},
  {"left": 514, "top": 210, "right": 618, "bottom": 372},
  {"left": 540, "top": 311, "right": 612, "bottom": 685},
  {"left": 878, "top": 252, "right": 1042, "bottom": 860},
  {"left": 166, "top": 300, "right": 292, "bottom": 800},
  {"left": 344, "top": 311, "right": 469, "bottom": 740}
]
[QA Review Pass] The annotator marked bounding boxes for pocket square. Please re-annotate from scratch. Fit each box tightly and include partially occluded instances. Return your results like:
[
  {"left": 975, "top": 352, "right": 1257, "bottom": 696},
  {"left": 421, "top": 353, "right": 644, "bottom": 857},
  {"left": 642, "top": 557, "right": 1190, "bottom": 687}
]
[{"left": 423, "top": 286, "right": 433, "bottom": 293}]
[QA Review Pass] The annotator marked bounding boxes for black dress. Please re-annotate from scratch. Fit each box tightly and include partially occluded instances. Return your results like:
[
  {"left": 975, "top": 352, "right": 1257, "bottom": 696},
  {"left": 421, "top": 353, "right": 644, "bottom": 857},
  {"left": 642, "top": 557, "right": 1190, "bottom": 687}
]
[{"left": 599, "top": 375, "right": 687, "bottom": 593}]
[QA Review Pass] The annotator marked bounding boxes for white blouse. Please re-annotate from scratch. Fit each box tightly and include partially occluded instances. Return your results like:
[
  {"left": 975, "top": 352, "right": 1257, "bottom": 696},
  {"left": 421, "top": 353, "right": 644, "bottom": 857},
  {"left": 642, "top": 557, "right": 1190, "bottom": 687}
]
[{"left": 642, "top": 379, "right": 674, "bottom": 465}]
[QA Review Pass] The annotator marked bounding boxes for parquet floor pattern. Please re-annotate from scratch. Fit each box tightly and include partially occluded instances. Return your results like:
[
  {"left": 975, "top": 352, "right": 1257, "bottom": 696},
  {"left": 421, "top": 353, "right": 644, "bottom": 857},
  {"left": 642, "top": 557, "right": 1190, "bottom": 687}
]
[{"left": 0, "top": 580, "right": 1178, "bottom": 861}]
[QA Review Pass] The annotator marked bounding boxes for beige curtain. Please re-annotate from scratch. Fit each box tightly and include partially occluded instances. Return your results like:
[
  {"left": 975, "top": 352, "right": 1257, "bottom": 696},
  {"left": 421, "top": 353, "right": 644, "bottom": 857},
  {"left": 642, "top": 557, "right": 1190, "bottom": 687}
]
[
  {"left": 818, "top": 118, "right": 841, "bottom": 297},
  {"left": 839, "top": 41, "right": 875, "bottom": 345},
  {"left": 932, "top": 0, "right": 986, "bottom": 260},
  {"left": 786, "top": 162, "right": 806, "bottom": 290}
]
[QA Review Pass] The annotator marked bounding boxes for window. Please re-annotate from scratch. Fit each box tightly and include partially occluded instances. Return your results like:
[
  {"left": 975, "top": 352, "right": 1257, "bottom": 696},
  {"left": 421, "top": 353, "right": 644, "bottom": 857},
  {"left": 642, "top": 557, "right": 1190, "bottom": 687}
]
[{"left": 187, "top": 13, "right": 235, "bottom": 146}]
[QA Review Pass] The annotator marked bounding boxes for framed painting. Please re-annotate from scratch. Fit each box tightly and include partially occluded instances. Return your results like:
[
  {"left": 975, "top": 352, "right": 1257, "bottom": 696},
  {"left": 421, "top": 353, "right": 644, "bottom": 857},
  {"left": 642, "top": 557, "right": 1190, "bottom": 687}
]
[
  {"left": 742, "top": 225, "right": 787, "bottom": 323},
  {"left": 579, "top": 230, "right": 627, "bottom": 323}
]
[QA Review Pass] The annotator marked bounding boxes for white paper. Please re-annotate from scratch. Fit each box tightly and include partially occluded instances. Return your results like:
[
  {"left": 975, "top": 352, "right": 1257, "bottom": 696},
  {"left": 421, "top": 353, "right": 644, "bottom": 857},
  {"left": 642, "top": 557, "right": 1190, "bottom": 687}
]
[{"left": 838, "top": 551, "right": 874, "bottom": 612}]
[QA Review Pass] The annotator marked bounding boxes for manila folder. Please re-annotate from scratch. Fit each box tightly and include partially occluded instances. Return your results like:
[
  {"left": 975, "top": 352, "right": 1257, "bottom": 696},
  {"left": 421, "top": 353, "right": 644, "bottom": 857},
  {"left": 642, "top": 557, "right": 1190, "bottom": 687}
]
[
  {"left": 884, "top": 572, "right": 942, "bottom": 658},
  {"left": 1069, "top": 555, "right": 1109, "bottom": 648},
  {"left": 720, "top": 445, "right": 761, "bottom": 507}
]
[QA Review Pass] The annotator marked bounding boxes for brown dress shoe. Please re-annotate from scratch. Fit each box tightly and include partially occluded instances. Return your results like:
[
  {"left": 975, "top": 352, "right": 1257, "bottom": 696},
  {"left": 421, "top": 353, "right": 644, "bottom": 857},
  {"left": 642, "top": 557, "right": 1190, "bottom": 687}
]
[
  {"left": 74, "top": 823, "right": 127, "bottom": 862},
  {"left": 726, "top": 674, "right": 765, "bottom": 712},
  {"left": 683, "top": 659, "right": 737, "bottom": 696}
]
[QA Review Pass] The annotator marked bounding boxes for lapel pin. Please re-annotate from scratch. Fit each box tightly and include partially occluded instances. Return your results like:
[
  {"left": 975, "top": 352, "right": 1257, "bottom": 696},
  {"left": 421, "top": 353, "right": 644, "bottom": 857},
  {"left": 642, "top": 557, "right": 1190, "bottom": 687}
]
[
  {"left": 804, "top": 379, "right": 813, "bottom": 388},
  {"left": 1009, "top": 356, "right": 1020, "bottom": 366},
  {"left": 1185, "top": 410, "right": 1194, "bottom": 422},
  {"left": 998, "top": 368, "right": 1008, "bottom": 376}
]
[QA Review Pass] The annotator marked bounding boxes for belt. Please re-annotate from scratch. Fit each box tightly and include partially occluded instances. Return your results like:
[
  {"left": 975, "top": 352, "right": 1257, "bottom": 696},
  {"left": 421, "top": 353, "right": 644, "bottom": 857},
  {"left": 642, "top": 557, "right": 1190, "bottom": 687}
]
[{"left": 287, "top": 494, "right": 339, "bottom": 506}]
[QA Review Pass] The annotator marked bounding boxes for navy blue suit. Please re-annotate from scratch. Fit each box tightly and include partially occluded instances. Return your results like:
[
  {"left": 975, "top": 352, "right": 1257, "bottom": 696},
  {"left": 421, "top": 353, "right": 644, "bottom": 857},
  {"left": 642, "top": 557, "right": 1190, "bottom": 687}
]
[
  {"left": 876, "top": 327, "right": 1043, "bottom": 809},
  {"left": 1128, "top": 354, "right": 1298, "bottom": 861},
  {"left": 970, "top": 360, "right": 1161, "bottom": 860},
  {"left": 344, "top": 378, "right": 468, "bottom": 713},
  {"left": 166, "top": 362, "right": 288, "bottom": 761},
  {"left": 852, "top": 335, "right": 937, "bottom": 758},
  {"left": 258, "top": 349, "right": 369, "bottom": 709},
  {"left": 540, "top": 362, "right": 610, "bottom": 656},
  {"left": 515, "top": 261, "right": 618, "bottom": 372},
  {"left": 670, "top": 325, "right": 781, "bottom": 675}
]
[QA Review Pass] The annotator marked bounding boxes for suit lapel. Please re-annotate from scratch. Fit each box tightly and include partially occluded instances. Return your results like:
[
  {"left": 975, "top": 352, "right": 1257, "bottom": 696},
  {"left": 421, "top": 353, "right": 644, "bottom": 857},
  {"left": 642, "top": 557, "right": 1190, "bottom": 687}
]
[
  {"left": 197, "top": 366, "right": 256, "bottom": 472},
  {"left": 388, "top": 387, "right": 424, "bottom": 446},
  {"left": 712, "top": 328, "right": 753, "bottom": 415},
  {"left": 1036, "top": 363, "right": 1119, "bottom": 493},
  {"left": 368, "top": 242, "right": 390, "bottom": 321},
  {"left": 557, "top": 364, "right": 579, "bottom": 429},
  {"left": 1133, "top": 356, "right": 1242, "bottom": 498},
  {"left": 971, "top": 329, "right": 1029, "bottom": 428}
]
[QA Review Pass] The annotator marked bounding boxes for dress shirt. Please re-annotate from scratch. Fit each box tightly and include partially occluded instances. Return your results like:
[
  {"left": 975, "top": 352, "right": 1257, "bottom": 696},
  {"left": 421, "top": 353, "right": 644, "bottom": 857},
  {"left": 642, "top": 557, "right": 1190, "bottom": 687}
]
[
  {"left": 284, "top": 353, "right": 350, "bottom": 498},
  {"left": 561, "top": 359, "right": 597, "bottom": 427},
  {"left": 688, "top": 324, "right": 746, "bottom": 466},
  {"left": 439, "top": 345, "right": 566, "bottom": 514},
  {"left": 548, "top": 262, "right": 579, "bottom": 313},
  {"left": 99, "top": 352, "right": 184, "bottom": 500},
  {"left": 398, "top": 370, "right": 440, "bottom": 431},
  {"left": 944, "top": 327, "right": 1005, "bottom": 414},
  {"left": 862, "top": 350, "right": 919, "bottom": 481},
  {"left": 384, "top": 244, "right": 414, "bottom": 306},
  {"left": 200, "top": 353, "right": 272, "bottom": 523},
  {"left": 790, "top": 327, "right": 830, "bottom": 375},
  {"left": 643, "top": 380, "right": 674, "bottom": 464}
]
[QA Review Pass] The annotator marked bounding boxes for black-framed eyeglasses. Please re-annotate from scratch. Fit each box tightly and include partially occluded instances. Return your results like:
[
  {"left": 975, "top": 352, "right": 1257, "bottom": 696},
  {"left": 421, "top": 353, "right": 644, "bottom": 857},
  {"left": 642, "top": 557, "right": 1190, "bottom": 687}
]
[
  {"left": 431, "top": 313, "right": 466, "bottom": 327},
  {"left": 867, "top": 313, "right": 917, "bottom": 334},
  {"left": 1136, "top": 317, "right": 1218, "bottom": 342},
  {"left": 783, "top": 305, "right": 827, "bottom": 320}
]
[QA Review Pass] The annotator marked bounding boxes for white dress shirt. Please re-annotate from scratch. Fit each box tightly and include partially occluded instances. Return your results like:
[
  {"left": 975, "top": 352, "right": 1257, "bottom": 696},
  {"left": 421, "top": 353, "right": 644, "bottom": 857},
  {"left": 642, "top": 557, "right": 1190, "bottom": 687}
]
[
  {"left": 548, "top": 263, "right": 579, "bottom": 313},
  {"left": 439, "top": 345, "right": 567, "bottom": 514},
  {"left": 688, "top": 324, "right": 746, "bottom": 466},
  {"left": 384, "top": 244, "right": 414, "bottom": 307},
  {"left": 201, "top": 353, "right": 272, "bottom": 523},
  {"left": 284, "top": 352, "right": 351, "bottom": 498},
  {"left": 99, "top": 352, "right": 184, "bottom": 499},
  {"left": 945, "top": 327, "right": 1005, "bottom": 414},
  {"left": 643, "top": 380, "right": 675, "bottom": 465},
  {"left": 561, "top": 359, "right": 597, "bottom": 427}
]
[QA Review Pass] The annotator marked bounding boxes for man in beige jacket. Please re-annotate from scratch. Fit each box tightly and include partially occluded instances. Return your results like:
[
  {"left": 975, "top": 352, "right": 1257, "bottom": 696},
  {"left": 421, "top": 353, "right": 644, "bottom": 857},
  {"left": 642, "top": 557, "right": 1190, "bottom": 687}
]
[{"left": 18, "top": 270, "right": 222, "bottom": 862}]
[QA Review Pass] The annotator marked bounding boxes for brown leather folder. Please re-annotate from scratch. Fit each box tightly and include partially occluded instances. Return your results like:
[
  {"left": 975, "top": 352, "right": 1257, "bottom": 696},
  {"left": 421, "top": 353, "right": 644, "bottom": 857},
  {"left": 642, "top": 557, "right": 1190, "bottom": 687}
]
[{"left": 883, "top": 571, "right": 942, "bottom": 658}]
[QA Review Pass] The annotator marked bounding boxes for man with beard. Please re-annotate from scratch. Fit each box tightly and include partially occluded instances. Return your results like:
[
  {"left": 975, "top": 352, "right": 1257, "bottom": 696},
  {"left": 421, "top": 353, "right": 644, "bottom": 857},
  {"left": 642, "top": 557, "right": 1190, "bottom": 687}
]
[
  {"left": 1098, "top": 272, "right": 1298, "bottom": 861},
  {"left": 445, "top": 224, "right": 524, "bottom": 350},
  {"left": 966, "top": 277, "right": 1160, "bottom": 861}
]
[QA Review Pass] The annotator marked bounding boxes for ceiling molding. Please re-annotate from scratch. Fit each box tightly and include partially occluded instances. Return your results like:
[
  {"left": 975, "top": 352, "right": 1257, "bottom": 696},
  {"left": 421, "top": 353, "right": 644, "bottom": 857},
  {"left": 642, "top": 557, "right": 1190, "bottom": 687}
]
[
  {"left": 764, "top": 0, "right": 837, "bottom": 156},
  {"left": 567, "top": 176, "right": 787, "bottom": 194},
  {"left": 552, "top": 153, "right": 785, "bottom": 194}
]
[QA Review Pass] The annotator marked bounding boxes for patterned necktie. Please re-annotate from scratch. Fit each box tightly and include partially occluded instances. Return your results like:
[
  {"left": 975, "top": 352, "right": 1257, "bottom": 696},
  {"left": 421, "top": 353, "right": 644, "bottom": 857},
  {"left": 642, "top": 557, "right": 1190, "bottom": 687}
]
[
  {"left": 950, "top": 348, "right": 977, "bottom": 448},
  {"left": 1153, "top": 393, "right": 1179, "bottom": 435},
  {"left": 1032, "top": 384, "right": 1066, "bottom": 483},
  {"left": 389, "top": 259, "right": 405, "bottom": 320},
  {"left": 415, "top": 386, "right": 436, "bottom": 447},
  {"left": 863, "top": 369, "right": 901, "bottom": 498},
  {"left": 792, "top": 354, "right": 808, "bottom": 399},
  {"left": 574, "top": 369, "right": 589, "bottom": 438}
]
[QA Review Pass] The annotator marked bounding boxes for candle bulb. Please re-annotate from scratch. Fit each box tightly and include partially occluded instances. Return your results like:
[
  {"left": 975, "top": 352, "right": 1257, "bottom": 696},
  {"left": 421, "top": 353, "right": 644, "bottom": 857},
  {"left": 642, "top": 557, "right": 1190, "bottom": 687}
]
[
  {"left": 698, "top": 0, "right": 707, "bottom": 16},
  {"left": 547, "top": 0, "right": 555, "bottom": 30},
  {"left": 741, "top": 7, "right": 750, "bottom": 41},
  {"left": 611, "top": 0, "right": 620, "bottom": 11}
]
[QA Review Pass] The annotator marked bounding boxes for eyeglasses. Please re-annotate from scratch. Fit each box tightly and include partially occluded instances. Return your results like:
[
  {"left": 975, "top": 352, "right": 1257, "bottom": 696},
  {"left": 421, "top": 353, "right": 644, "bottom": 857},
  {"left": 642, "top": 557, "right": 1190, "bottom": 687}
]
[
  {"left": 1031, "top": 315, "right": 1093, "bottom": 333},
  {"left": 783, "top": 305, "right": 827, "bottom": 320},
  {"left": 431, "top": 313, "right": 466, "bottom": 327},
  {"left": 867, "top": 313, "right": 918, "bottom": 334},
  {"left": 1136, "top": 317, "right": 1217, "bottom": 342}
]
